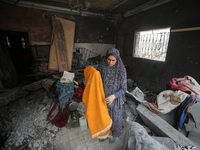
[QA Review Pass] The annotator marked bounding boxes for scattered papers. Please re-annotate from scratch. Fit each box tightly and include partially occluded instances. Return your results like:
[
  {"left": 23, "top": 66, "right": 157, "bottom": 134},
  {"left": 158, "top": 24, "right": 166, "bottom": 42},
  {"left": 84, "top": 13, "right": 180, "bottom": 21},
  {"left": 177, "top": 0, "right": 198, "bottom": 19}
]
[
  {"left": 60, "top": 71, "right": 75, "bottom": 83},
  {"left": 126, "top": 87, "right": 145, "bottom": 103}
]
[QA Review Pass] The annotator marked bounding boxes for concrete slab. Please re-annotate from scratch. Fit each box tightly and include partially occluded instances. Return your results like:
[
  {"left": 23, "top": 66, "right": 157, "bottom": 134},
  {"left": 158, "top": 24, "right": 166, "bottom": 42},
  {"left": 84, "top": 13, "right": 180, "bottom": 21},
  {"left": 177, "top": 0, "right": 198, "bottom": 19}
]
[{"left": 136, "top": 104, "right": 198, "bottom": 148}]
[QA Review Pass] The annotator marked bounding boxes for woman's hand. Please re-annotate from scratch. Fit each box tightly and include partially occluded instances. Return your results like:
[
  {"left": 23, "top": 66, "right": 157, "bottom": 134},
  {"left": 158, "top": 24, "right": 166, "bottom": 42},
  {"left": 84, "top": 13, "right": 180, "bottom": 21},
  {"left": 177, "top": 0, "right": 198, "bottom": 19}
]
[{"left": 105, "top": 94, "right": 115, "bottom": 105}]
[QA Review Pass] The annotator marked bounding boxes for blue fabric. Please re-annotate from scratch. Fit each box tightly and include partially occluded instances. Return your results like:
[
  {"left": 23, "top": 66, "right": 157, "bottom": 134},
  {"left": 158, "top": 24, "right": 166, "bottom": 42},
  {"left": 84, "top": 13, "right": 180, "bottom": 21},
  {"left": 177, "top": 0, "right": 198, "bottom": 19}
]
[
  {"left": 145, "top": 98, "right": 153, "bottom": 102},
  {"left": 56, "top": 80, "right": 74, "bottom": 113},
  {"left": 178, "top": 95, "right": 197, "bottom": 130},
  {"left": 114, "top": 89, "right": 125, "bottom": 99},
  {"left": 106, "top": 53, "right": 118, "bottom": 60}
]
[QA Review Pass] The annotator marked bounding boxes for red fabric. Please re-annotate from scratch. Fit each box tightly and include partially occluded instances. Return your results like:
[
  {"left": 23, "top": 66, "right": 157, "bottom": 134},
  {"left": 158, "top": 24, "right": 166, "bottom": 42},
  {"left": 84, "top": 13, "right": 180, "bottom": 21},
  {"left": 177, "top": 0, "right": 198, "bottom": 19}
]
[
  {"left": 47, "top": 102, "right": 58, "bottom": 120},
  {"left": 49, "top": 80, "right": 58, "bottom": 95},
  {"left": 73, "top": 83, "right": 84, "bottom": 103},
  {"left": 47, "top": 103, "right": 70, "bottom": 128}
]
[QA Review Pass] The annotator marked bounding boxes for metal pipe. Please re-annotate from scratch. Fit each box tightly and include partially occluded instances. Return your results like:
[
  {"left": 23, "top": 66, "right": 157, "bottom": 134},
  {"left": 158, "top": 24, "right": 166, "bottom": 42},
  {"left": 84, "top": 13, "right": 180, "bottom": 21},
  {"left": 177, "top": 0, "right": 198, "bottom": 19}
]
[{"left": 109, "top": 0, "right": 128, "bottom": 11}]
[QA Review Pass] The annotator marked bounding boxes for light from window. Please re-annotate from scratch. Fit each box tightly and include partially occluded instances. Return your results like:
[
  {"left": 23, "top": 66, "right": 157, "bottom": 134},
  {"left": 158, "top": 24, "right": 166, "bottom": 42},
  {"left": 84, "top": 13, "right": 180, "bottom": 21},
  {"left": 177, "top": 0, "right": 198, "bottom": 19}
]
[{"left": 133, "top": 28, "right": 170, "bottom": 61}]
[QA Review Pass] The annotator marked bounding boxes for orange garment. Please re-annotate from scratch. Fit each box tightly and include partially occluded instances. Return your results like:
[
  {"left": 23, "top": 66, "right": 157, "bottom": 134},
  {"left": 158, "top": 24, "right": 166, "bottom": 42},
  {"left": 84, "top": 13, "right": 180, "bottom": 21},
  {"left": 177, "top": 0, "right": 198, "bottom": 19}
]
[{"left": 82, "top": 66, "right": 112, "bottom": 139}]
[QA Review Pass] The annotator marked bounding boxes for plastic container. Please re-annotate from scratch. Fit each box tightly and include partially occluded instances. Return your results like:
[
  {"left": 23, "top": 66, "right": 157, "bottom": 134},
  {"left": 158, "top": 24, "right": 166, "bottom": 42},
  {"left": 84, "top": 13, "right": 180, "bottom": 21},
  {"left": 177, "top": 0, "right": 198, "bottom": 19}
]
[{"left": 79, "top": 116, "right": 87, "bottom": 131}]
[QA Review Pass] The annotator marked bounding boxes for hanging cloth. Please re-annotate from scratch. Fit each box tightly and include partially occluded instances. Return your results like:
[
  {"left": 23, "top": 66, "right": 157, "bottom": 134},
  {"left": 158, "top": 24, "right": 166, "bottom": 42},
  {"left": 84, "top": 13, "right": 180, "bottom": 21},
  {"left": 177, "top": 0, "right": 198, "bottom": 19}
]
[{"left": 82, "top": 66, "right": 112, "bottom": 139}]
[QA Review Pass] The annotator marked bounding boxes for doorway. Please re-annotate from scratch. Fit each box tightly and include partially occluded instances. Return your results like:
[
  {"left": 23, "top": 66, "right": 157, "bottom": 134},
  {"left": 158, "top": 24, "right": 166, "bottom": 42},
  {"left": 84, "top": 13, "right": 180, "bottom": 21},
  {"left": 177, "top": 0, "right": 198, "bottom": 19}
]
[{"left": 1, "top": 30, "right": 34, "bottom": 85}]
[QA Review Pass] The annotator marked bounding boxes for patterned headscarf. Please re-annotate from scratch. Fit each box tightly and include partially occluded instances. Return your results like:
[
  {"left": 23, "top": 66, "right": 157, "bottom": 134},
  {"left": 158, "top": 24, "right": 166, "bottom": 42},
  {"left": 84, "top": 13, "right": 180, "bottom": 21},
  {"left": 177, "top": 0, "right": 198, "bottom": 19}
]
[{"left": 97, "top": 48, "right": 127, "bottom": 109}]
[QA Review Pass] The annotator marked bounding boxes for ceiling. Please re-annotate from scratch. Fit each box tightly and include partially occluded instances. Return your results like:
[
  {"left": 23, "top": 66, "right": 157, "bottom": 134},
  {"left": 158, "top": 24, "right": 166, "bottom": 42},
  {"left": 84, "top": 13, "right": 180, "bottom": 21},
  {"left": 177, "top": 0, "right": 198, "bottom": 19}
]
[{"left": 1, "top": 0, "right": 173, "bottom": 20}]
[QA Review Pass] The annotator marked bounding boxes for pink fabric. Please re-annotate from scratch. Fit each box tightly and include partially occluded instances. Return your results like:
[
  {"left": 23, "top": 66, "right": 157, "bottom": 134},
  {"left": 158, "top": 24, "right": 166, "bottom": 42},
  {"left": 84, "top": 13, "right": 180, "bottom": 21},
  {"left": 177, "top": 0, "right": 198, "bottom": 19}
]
[
  {"left": 178, "top": 77, "right": 200, "bottom": 98},
  {"left": 169, "top": 76, "right": 192, "bottom": 94},
  {"left": 169, "top": 76, "right": 200, "bottom": 98}
]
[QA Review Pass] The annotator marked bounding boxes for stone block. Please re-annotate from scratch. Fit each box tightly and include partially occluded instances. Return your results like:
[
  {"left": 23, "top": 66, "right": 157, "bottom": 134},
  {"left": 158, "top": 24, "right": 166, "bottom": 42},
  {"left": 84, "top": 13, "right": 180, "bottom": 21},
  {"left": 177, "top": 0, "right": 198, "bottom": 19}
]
[{"left": 136, "top": 104, "right": 197, "bottom": 148}]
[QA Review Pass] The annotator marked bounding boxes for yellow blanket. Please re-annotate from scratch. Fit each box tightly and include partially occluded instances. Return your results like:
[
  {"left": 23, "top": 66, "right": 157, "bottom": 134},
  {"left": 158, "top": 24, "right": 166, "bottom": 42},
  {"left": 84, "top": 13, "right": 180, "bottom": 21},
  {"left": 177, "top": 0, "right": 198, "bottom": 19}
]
[{"left": 82, "top": 66, "right": 112, "bottom": 139}]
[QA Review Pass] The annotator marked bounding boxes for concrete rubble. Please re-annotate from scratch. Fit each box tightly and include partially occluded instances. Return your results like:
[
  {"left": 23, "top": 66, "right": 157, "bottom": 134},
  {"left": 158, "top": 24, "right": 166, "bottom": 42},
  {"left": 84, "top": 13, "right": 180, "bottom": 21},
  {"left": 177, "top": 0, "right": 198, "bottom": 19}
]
[
  {"left": 0, "top": 79, "right": 60, "bottom": 150},
  {"left": 0, "top": 77, "right": 199, "bottom": 150}
]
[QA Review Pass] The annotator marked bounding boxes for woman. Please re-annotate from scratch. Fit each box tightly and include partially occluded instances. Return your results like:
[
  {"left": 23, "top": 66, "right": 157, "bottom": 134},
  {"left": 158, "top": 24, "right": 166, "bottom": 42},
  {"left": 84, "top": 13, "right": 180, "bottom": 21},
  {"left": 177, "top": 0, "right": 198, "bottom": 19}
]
[{"left": 97, "top": 48, "right": 127, "bottom": 143}]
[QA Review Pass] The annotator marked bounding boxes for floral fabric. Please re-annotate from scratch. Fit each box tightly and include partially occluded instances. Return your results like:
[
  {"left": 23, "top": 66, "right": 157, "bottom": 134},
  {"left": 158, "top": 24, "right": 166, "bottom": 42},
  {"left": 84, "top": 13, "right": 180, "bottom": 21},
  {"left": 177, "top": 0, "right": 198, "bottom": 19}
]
[{"left": 97, "top": 48, "right": 127, "bottom": 137}]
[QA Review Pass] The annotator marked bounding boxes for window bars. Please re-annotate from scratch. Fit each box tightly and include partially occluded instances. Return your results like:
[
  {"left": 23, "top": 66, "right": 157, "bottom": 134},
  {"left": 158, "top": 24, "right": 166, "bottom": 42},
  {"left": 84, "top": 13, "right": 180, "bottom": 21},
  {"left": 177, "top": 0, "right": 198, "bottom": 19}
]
[{"left": 134, "top": 28, "right": 170, "bottom": 61}]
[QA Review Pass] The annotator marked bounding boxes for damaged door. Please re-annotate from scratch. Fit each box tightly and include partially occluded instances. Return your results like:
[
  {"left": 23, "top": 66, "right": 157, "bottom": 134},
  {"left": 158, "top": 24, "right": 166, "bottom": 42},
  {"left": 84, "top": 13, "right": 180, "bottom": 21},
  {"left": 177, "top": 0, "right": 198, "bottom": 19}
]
[{"left": 0, "top": 30, "right": 33, "bottom": 87}]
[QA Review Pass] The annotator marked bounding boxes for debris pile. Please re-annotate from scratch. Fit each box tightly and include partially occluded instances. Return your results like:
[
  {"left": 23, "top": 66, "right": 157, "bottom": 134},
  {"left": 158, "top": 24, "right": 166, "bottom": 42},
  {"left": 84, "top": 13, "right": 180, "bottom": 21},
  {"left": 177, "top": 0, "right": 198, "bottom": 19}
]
[{"left": 0, "top": 79, "right": 61, "bottom": 150}]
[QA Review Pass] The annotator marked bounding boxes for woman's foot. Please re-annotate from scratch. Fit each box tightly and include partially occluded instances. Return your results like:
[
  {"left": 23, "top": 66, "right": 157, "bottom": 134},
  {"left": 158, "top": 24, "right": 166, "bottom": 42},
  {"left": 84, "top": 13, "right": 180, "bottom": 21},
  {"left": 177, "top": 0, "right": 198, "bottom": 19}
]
[{"left": 109, "top": 137, "right": 116, "bottom": 143}]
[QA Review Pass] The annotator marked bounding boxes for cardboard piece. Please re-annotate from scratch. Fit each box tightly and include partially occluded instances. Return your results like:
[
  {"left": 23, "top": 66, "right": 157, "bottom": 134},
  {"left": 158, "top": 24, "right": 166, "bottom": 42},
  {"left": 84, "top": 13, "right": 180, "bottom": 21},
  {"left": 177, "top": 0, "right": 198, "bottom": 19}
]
[{"left": 49, "top": 16, "right": 75, "bottom": 72}]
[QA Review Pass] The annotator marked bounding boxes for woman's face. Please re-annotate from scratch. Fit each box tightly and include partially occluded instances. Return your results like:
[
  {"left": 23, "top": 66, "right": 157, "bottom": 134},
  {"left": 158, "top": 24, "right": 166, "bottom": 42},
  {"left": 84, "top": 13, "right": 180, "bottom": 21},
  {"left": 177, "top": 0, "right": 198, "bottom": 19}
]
[{"left": 107, "top": 55, "right": 117, "bottom": 67}]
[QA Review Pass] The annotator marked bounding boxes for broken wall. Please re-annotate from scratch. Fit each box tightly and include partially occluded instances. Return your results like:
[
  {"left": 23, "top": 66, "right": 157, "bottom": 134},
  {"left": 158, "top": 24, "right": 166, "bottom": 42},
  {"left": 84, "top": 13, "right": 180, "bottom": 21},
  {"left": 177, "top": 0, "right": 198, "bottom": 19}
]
[
  {"left": 116, "top": 0, "right": 200, "bottom": 93},
  {"left": 0, "top": 2, "right": 116, "bottom": 87}
]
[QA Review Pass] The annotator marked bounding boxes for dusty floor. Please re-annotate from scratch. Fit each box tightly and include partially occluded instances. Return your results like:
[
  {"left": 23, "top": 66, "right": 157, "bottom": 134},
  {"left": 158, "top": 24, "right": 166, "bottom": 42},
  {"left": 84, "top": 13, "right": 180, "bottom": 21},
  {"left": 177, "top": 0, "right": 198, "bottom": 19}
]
[
  {"left": 0, "top": 78, "right": 199, "bottom": 150},
  {"left": 52, "top": 125, "right": 122, "bottom": 150}
]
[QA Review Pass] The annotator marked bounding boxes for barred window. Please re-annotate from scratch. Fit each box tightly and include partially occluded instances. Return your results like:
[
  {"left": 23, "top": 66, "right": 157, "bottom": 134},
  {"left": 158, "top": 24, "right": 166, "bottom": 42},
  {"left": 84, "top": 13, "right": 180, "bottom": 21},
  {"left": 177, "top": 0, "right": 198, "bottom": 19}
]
[{"left": 133, "top": 28, "right": 170, "bottom": 62}]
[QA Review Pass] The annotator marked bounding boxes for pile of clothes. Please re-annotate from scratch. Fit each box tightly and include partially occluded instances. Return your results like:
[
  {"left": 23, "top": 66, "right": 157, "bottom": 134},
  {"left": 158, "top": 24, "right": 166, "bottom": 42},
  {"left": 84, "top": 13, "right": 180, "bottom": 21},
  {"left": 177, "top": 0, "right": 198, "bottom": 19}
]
[
  {"left": 47, "top": 71, "right": 85, "bottom": 128},
  {"left": 144, "top": 75, "right": 200, "bottom": 131}
]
